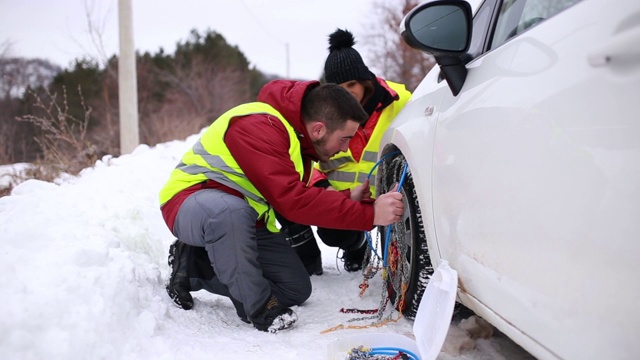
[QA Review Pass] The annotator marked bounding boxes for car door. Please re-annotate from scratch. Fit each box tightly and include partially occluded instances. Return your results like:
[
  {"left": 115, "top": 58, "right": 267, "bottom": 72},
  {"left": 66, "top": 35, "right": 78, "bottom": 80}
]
[{"left": 430, "top": 0, "right": 640, "bottom": 359}]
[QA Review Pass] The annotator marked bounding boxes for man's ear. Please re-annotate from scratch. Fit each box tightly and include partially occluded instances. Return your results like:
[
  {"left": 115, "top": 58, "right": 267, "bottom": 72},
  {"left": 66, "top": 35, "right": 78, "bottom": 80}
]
[{"left": 308, "top": 121, "right": 326, "bottom": 140}]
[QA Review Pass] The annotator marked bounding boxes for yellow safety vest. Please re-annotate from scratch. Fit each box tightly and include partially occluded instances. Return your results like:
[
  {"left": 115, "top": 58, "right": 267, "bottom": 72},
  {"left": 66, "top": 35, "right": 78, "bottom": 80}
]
[
  {"left": 316, "top": 81, "right": 411, "bottom": 195},
  {"left": 159, "top": 102, "right": 304, "bottom": 232}
]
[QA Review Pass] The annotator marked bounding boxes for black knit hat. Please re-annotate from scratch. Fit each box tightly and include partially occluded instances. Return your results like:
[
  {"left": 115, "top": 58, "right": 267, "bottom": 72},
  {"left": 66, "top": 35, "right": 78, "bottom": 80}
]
[{"left": 324, "top": 29, "right": 374, "bottom": 84}]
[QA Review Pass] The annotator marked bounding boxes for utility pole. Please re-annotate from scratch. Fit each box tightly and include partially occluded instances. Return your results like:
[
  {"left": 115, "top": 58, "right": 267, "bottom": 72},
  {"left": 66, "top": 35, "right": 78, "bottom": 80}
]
[
  {"left": 286, "top": 43, "right": 290, "bottom": 78},
  {"left": 118, "top": 0, "right": 139, "bottom": 154}
]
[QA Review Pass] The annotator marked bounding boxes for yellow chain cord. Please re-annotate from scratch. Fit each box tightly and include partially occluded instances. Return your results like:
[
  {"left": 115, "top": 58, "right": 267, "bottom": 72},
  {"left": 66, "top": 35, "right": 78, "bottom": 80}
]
[{"left": 320, "top": 316, "right": 404, "bottom": 334}]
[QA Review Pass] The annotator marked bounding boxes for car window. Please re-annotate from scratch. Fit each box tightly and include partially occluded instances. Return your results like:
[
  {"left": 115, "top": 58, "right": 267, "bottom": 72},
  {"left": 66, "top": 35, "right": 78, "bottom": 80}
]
[
  {"left": 490, "top": 0, "right": 582, "bottom": 49},
  {"left": 467, "top": 0, "right": 497, "bottom": 59}
]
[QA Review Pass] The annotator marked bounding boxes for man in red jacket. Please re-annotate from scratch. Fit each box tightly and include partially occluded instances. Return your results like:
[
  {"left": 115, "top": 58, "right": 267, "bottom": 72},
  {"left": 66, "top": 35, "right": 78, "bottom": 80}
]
[{"left": 161, "top": 80, "right": 404, "bottom": 333}]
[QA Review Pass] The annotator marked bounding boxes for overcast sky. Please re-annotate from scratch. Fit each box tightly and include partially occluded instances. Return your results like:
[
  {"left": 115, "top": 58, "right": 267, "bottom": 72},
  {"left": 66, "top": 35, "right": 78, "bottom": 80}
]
[{"left": 0, "top": 0, "right": 377, "bottom": 80}]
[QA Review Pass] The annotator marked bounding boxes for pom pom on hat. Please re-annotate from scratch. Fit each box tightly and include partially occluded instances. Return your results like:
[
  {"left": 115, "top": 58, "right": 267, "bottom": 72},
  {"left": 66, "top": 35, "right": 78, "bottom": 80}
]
[
  {"left": 328, "top": 29, "right": 356, "bottom": 52},
  {"left": 324, "top": 29, "right": 374, "bottom": 84}
]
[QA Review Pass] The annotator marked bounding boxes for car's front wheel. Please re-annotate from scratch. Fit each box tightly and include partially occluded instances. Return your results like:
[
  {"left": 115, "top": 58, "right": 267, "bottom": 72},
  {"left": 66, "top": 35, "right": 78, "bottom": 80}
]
[{"left": 378, "top": 154, "right": 434, "bottom": 319}]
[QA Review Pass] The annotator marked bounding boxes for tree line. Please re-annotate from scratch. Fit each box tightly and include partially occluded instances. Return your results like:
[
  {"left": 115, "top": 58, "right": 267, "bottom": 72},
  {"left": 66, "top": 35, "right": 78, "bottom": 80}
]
[{"left": 0, "top": 29, "right": 272, "bottom": 169}]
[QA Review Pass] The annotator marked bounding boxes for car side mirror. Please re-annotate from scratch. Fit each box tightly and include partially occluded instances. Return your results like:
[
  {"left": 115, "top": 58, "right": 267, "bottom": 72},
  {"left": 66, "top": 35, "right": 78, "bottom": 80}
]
[{"left": 401, "top": 0, "right": 473, "bottom": 96}]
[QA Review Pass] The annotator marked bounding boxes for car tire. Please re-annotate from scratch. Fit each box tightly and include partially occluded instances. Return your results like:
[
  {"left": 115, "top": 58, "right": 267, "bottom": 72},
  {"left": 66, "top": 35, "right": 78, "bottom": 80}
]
[{"left": 379, "top": 154, "right": 434, "bottom": 319}]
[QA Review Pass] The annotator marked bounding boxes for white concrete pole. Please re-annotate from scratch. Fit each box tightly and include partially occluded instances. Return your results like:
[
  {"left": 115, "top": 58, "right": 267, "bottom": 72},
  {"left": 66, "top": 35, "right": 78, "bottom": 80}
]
[
  {"left": 286, "top": 43, "right": 290, "bottom": 78},
  {"left": 118, "top": 0, "right": 139, "bottom": 154}
]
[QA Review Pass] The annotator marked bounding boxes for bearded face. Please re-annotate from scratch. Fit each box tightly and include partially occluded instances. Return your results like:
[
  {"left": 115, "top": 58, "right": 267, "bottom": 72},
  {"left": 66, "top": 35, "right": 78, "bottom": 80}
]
[{"left": 311, "top": 120, "right": 360, "bottom": 162}]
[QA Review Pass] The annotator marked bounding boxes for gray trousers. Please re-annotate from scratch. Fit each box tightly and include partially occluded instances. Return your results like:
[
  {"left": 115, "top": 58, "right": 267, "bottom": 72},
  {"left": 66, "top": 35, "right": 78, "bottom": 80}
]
[{"left": 172, "top": 188, "right": 312, "bottom": 317}]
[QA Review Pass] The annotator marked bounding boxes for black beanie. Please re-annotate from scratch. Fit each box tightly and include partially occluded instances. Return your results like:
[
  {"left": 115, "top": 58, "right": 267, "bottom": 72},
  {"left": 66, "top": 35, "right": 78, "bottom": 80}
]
[{"left": 324, "top": 29, "right": 375, "bottom": 84}]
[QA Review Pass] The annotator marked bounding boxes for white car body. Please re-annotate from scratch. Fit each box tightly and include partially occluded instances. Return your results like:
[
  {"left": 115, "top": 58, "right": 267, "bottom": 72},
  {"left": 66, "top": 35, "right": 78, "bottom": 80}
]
[{"left": 379, "top": 0, "right": 640, "bottom": 359}]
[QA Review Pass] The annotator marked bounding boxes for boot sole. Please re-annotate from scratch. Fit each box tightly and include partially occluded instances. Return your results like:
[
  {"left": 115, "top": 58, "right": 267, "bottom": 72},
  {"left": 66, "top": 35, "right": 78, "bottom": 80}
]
[
  {"left": 266, "top": 312, "right": 298, "bottom": 333},
  {"left": 166, "top": 240, "right": 193, "bottom": 310},
  {"left": 166, "top": 285, "right": 193, "bottom": 310}
]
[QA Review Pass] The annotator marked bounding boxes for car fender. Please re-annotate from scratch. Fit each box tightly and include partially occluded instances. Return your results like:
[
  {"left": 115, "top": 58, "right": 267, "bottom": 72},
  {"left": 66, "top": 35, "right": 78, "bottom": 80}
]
[{"left": 379, "top": 79, "right": 448, "bottom": 269}]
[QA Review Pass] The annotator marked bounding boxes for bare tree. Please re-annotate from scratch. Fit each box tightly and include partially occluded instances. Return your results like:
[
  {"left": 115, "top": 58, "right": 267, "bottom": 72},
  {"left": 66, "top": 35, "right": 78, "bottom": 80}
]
[
  {"left": 68, "top": 0, "right": 116, "bottom": 70},
  {"left": 143, "top": 55, "right": 250, "bottom": 144},
  {"left": 363, "top": 0, "right": 435, "bottom": 91},
  {"left": 76, "top": 0, "right": 119, "bottom": 153},
  {"left": 0, "top": 52, "right": 63, "bottom": 164},
  {"left": 0, "top": 40, "right": 12, "bottom": 60},
  {"left": 0, "top": 40, "right": 13, "bottom": 164},
  {"left": 0, "top": 58, "right": 62, "bottom": 98},
  {"left": 17, "top": 86, "right": 98, "bottom": 178}
]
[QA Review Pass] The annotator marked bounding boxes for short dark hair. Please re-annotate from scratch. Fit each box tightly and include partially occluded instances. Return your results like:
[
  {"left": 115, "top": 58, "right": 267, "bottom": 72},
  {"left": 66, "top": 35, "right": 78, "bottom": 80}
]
[{"left": 301, "top": 83, "right": 368, "bottom": 132}]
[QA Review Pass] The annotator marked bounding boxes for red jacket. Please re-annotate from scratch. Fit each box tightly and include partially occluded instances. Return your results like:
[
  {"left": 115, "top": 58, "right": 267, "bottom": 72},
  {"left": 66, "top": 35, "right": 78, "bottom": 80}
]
[{"left": 161, "top": 80, "right": 375, "bottom": 233}]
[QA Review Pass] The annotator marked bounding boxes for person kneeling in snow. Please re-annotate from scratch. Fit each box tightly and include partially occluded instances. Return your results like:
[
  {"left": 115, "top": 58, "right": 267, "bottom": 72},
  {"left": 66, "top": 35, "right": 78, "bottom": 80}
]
[{"left": 159, "top": 80, "right": 404, "bottom": 333}]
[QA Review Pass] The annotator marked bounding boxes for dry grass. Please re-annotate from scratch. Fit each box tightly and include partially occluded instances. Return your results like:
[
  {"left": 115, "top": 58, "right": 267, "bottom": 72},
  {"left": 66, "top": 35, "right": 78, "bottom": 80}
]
[{"left": 1, "top": 86, "right": 98, "bottom": 197}]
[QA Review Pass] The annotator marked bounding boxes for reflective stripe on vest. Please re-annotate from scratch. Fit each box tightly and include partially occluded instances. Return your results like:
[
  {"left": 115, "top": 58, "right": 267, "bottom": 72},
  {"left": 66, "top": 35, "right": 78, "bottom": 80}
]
[
  {"left": 159, "top": 102, "right": 303, "bottom": 232},
  {"left": 316, "top": 80, "right": 411, "bottom": 195}
]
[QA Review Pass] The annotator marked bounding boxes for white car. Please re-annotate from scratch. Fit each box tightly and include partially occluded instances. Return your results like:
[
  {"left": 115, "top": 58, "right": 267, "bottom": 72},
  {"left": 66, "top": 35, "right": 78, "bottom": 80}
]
[{"left": 376, "top": 0, "right": 640, "bottom": 359}]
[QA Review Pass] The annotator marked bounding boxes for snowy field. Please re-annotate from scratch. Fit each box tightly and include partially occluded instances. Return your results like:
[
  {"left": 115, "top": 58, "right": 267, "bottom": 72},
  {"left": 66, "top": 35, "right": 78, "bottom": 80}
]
[{"left": 0, "top": 133, "right": 534, "bottom": 359}]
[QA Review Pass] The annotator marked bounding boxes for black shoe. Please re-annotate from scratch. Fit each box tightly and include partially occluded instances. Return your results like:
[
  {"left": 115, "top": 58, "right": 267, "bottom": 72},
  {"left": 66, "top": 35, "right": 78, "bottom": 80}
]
[
  {"left": 230, "top": 296, "right": 250, "bottom": 324},
  {"left": 285, "top": 224, "right": 323, "bottom": 276},
  {"left": 249, "top": 295, "right": 298, "bottom": 333},
  {"left": 166, "top": 240, "right": 194, "bottom": 310},
  {"left": 303, "top": 255, "right": 323, "bottom": 276},
  {"left": 342, "top": 241, "right": 368, "bottom": 272}
]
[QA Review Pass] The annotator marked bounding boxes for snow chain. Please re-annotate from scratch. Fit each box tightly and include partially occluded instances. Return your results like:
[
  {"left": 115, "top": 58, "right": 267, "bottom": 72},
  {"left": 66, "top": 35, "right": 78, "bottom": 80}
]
[
  {"left": 321, "top": 157, "right": 410, "bottom": 334},
  {"left": 321, "top": 226, "right": 409, "bottom": 334}
]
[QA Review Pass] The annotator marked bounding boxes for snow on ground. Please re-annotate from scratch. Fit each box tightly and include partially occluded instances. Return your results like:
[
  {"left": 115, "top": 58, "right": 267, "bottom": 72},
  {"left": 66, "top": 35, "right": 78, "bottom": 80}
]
[
  {"left": 0, "top": 135, "right": 534, "bottom": 360},
  {"left": 0, "top": 163, "right": 32, "bottom": 189}
]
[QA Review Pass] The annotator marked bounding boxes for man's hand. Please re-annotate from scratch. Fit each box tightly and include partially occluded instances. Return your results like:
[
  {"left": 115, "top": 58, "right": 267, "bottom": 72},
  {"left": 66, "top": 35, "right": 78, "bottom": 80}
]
[
  {"left": 373, "top": 184, "right": 404, "bottom": 226},
  {"left": 351, "top": 179, "right": 372, "bottom": 201}
]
